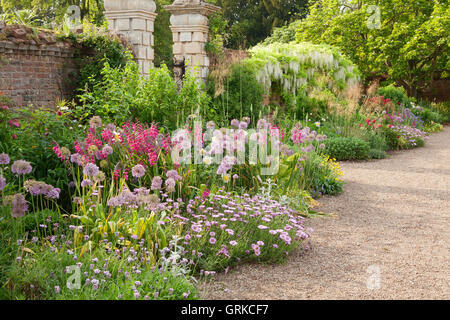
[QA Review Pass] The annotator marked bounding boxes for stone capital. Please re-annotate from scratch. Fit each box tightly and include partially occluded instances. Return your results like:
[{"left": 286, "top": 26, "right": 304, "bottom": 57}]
[
  {"left": 104, "top": 0, "right": 157, "bottom": 13},
  {"left": 165, "top": 2, "right": 221, "bottom": 18}
]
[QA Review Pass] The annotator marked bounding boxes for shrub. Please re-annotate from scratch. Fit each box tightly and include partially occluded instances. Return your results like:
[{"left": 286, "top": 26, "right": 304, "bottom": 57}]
[
  {"left": 207, "top": 63, "right": 265, "bottom": 124},
  {"left": 77, "top": 53, "right": 210, "bottom": 129},
  {"left": 410, "top": 103, "right": 445, "bottom": 124},
  {"left": 377, "top": 84, "right": 411, "bottom": 108},
  {"left": 1, "top": 107, "right": 83, "bottom": 211},
  {"left": 368, "top": 149, "right": 387, "bottom": 159},
  {"left": 73, "top": 28, "right": 128, "bottom": 94},
  {"left": 383, "top": 125, "right": 427, "bottom": 150},
  {"left": 323, "top": 137, "right": 370, "bottom": 160},
  {"left": 294, "top": 90, "right": 328, "bottom": 119}
]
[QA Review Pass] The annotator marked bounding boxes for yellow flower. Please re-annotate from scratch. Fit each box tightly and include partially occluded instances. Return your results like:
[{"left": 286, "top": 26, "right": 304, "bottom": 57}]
[{"left": 222, "top": 174, "right": 231, "bottom": 183}]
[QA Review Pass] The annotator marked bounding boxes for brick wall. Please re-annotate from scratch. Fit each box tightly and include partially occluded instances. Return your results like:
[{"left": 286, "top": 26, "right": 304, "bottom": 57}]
[{"left": 0, "top": 24, "right": 79, "bottom": 108}]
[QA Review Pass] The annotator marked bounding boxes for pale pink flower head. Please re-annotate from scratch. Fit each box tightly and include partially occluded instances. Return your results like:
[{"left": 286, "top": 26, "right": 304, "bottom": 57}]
[
  {"left": 0, "top": 153, "right": 10, "bottom": 165},
  {"left": 0, "top": 176, "right": 6, "bottom": 191},
  {"left": 89, "top": 116, "right": 102, "bottom": 129},
  {"left": 151, "top": 176, "right": 162, "bottom": 190},
  {"left": 83, "top": 163, "right": 99, "bottom": 177},
  {"left": 11, "top": 160, "right": 32, "bottom": 175},
  {"left": 131, "top": 164, "right": 146, "bottom": 178},
  {"left": 11, "top": 194, "right": 28, "bottom": 218}
]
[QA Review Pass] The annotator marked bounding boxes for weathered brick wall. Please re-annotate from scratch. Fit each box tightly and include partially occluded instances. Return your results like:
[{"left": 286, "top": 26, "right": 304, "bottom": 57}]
[{"left": 0, "top": 24, "right": 79, "bottom": 108}]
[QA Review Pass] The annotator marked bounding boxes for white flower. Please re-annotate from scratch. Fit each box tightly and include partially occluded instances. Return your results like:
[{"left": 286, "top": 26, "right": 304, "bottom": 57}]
[{"left": 203, "top": 156, "right": 212, "bottom": 165}]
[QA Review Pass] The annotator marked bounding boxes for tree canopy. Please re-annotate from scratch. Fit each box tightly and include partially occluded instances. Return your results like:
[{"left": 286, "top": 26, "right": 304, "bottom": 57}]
[
  {"left": 294, "top": 0, "right": 449, "bottom": 97},
  {"left": 209, "top": 0, "right": 310, "bottom": 49}
]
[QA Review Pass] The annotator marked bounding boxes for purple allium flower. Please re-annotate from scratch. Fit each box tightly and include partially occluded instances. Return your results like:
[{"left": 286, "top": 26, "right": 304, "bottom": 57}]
[
  {"left": 11, "top": 160, "right": 32, "bottom": 175},
  {"left": 102, "top": 145, "right": 113, "bottom": 156},
  {"left": 209, "top": 237, "right": 217, "bottom": 245},
  {"left": 230, "top": 119, "right": 240, "bottom": 128},
  {"left": 165, "top": 178, "right": 176, "bottom": 193},
  {"left": 167, "top": 170, "right": 182, "bottom": 181},
  {"left": 89, "top": 116, "right": 102, "bottom": 129},
  {"left": 151, "top": 176, "right": 162, "bottom": 190},
  {"left": 0, "top": 153, "right": 10, "bottom": 165},
  {"left": 83, "top": 163, "right": 99, "bottom": 177},
  {"left": 257, "top": 241, "right": 265, "bottom": 246},
  {"left": 257, "top": 225, "right": 269, "bottom": 230},
  {"left": 54, "top": 286, "right": 61, "bottom": 294},
  {"left": 0, "top": 176, "right": 5, "bottom": 191},
  {"left": 81, "top": 179, "right": 92, "bottom": 188},
  {"left": 229, "top": 240, "right": 238, "bottom": 246},
  {"left": 11, "top": 194, "right": 28, "bottom": 218},
  {"left": 239, "top": 121, "right": 248, "bottom": 130},
  {"left": 131, "top": 164, "right": 146, "bottom": 178},
  {"left": 46, "top": 188, "right": 60, "bottom": 199},
  {"left": 70, "top": 153, "right": 83, "bottom": 166}
]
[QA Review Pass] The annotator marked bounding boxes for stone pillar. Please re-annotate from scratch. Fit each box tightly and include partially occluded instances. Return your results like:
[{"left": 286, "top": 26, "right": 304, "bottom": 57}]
[
  {"left": 104, "top": 0, "right": 157, "bottom": 75},
  {"left": 165, "top": 1, "right": 221, "bottom": 83}
]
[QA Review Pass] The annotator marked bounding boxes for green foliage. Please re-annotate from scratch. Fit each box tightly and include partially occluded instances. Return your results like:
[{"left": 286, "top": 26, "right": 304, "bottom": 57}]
[
  {"left": 72, "top": 27, "right": 128, "bottom": 95},
  {"left": 294, "top": 89, "right": 328, "bottom": 119},
  {"left": 0, "top": 0, "right": 105, "bottom": 26},
  {"left": 153, "top": 0, "right": 174, "bottom": 67},
  {"left": 378, "top": 84, "right": 411, "bottom": 107},
  {"left": 324, "top": 137, "right": 370, "bottom": 160},
  {"left": 262, "top": 20, "right": 301, "bottom": 45},
  {"left": 207, "top": 63, "right": 265, "bottom": 123},
  {"left": 205, "top": 11, "right": 228, "bottom": 56},
  {"left": 78, "top": 53, "right": 210, "bottom": 129},
  {"left": 295, "top": 0, "right": 450, "bottom": 98},
  {"left": 277, "top": 151, "right": 344, "bottom": 197},
  {"left": 3, "top": 224, "right": 196, "bottom": 300},
  {"left": 412, "top": 106, "right": 445, "bottom": 124},
  {"left": 1, "top": 107, "right": 84, "bottom": 211},
  {"left": 223, "top": 42, "right": 361, "bottom": 118},
  {"left": 210, "top": 0, "right": 310, "bottom": 49},
  {"left": 368, "top": 148, "right": 387, "bottom": 159}
]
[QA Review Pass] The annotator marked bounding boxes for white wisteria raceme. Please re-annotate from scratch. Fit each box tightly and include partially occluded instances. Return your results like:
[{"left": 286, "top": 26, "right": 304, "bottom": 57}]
[{"left": 248, "top": 42, "right": 361, "bottom": 96}]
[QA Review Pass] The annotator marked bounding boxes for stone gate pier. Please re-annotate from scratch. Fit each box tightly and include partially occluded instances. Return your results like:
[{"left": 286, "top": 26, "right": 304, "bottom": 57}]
[
  {"left": 165, "top": 1, "right": 220, "bottom": 83},
  {"left": 104, "top": 0, "right": 157, "bottom": 75}
]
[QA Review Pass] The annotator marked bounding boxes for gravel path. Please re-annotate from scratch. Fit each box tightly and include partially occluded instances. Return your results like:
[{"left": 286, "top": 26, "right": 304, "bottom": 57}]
[{"left": 203, "top": 126, "right": 450, "bottom": 300}]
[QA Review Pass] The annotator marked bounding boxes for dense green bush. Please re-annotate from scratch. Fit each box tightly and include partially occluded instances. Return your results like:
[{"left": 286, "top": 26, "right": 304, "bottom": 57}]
[
  {"left": 324, "top": 137, "right": 370, "bottom": 161},
  {"left": 74, "top": 30, "right": 128, "bottom": 94},
  {"left": 412, "top": 106, "right": 445, "bottom": 124},
  {"left": 368, "top": 148, "right": 387, "bottom": 159},
  {"left": 207, "top": 63, "right": 265, "bottom": 123},
  {"left": 377, "top": 84, "right": 411, "bottom": 108},
  {"left": 1, "top": 107, "right": 84, "bottom": 211},
  {"left": 294, "top": 90, "right": 328, "bottom": 119}
]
